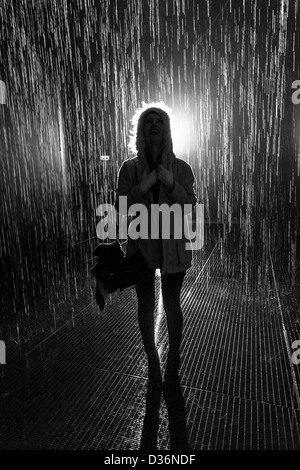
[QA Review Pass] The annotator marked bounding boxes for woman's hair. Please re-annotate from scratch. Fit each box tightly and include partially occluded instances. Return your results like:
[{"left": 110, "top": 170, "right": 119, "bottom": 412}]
[{"left": 128, "top": 101, "right": 174, "bottom": 157}]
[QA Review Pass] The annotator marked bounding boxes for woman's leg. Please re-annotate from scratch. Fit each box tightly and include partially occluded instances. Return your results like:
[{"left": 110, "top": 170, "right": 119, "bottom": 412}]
[
  {"left": 161, "top": 271, "right": 186, "bottom": 380},
  {"left": 136, "top": 271, "right": 162, "bottom": 386}
]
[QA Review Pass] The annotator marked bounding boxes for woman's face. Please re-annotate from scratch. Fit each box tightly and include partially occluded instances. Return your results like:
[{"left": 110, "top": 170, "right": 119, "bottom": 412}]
[{"left": 143, "top": 112, "right": 164, "bottom": 146}]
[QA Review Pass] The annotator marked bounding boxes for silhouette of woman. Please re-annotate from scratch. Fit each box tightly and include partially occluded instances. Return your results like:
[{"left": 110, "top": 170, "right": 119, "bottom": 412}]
[{"left": 115, "top": 102, "right": 197, "bottom": 388}]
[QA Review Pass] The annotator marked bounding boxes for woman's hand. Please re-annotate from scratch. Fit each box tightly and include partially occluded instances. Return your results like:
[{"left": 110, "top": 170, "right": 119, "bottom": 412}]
[
  {"left": 140, "top": 170, "right": 157, "bottom": 195},
  {"left": 157, "top": 164, "right": 174, "bottom": 192}
]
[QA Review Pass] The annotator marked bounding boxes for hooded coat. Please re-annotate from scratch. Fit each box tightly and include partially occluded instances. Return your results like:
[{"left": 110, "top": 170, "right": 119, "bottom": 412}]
[{"left": 115, "top": 106, "right": 197, "bottom": 275}]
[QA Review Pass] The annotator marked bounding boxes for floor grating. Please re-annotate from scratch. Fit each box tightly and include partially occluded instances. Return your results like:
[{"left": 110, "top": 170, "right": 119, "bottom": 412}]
[{"left": 1, "top": 245, "right": 300, "bottom": 450}]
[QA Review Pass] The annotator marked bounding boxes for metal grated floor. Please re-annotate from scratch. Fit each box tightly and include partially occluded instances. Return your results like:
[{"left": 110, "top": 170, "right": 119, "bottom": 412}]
[{"left": 1, "top": 244, "right": 300, "bottom": 450}]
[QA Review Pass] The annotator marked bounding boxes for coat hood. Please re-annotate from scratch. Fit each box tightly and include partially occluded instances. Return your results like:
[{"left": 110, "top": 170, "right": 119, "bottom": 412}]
[{"left": 129, "top": 102, "right": 176, "bottom": 169}]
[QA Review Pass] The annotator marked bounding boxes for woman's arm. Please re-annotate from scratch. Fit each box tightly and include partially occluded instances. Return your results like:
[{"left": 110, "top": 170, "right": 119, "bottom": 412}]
[
  {"left": 114, "top": 159, "right": 157, "bottom": 214},
  {"left": 114, "top": 160, "right": 145, "bottom": 214},
  {"left": 163, "top": 160, "right": 197, "bottom": 211}
]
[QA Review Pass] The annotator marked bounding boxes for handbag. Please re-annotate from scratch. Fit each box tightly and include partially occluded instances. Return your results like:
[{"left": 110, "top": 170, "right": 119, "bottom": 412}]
[{"left": 90, "top": 240, "right": 154, "bottom": 311}]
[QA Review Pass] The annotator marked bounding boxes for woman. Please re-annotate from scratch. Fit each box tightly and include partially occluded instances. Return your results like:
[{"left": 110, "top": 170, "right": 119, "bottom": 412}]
[{"left": 115, "top": 103, "right": 197, "bottom": 387}]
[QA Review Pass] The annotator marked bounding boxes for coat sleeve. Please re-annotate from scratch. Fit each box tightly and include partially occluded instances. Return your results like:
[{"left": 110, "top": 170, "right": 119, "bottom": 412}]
[
  {"left": 167, "top": 160, "right": 197, "bottom": 213},
  {"left": 114, "top": 159, "right": 146, "bottom": 214}
]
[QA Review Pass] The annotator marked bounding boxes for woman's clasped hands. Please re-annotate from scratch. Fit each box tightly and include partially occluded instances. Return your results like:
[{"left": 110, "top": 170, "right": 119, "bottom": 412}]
[{"left": 140, "top": 165, "right": 174, "bottom": 195}]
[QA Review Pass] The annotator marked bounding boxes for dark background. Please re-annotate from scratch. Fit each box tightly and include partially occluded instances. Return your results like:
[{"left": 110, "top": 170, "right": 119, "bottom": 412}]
[{"left": 0, "top": 0, "right": 299, "bottom": 346}]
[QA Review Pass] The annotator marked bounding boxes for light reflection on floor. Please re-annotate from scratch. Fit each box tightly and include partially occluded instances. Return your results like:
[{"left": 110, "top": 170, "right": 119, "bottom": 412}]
[{"left": 0, "top": 245, "right": 300, "bottom": 450}]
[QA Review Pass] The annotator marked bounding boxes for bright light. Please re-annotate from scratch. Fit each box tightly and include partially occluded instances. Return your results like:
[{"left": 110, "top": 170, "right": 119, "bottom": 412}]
[{"left": 171, "top": 111, "right": 192, "bottom": 157}]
